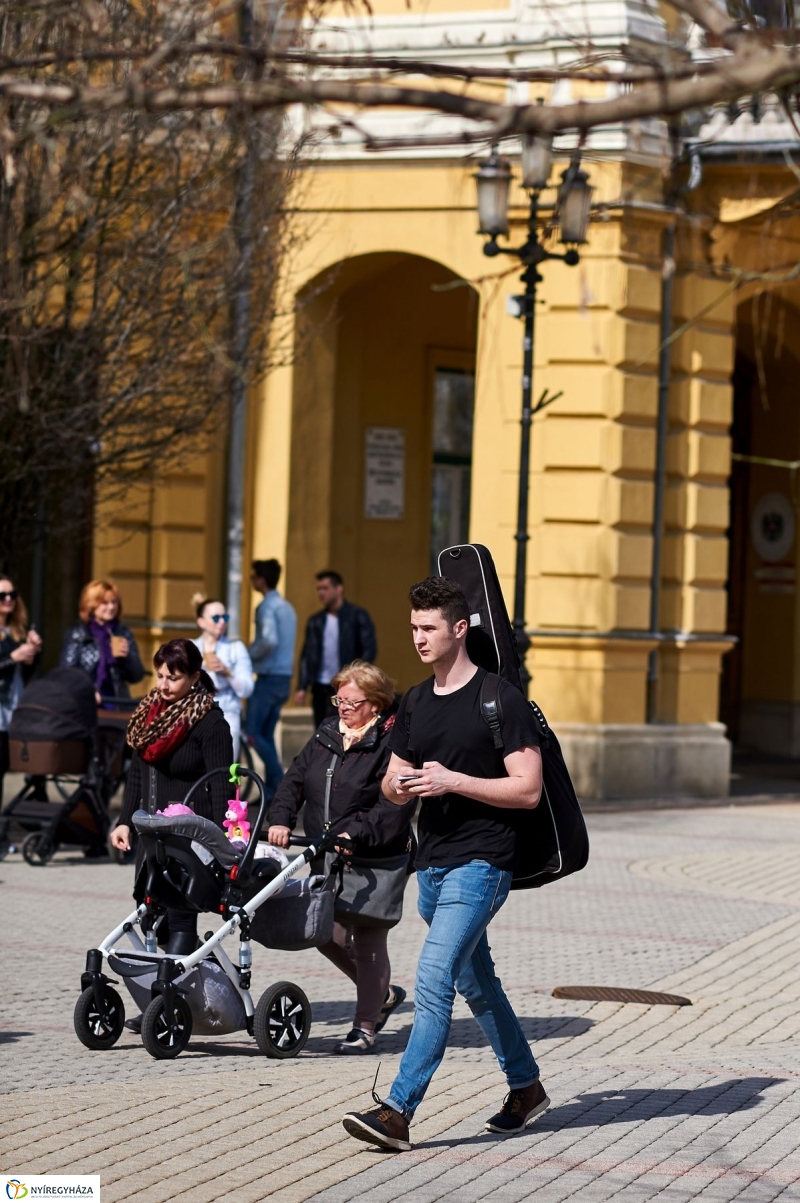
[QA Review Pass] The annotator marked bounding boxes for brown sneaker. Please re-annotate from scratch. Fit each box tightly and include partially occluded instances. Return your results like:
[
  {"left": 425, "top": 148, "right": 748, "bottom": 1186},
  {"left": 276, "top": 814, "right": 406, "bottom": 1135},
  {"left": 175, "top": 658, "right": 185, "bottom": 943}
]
[
  {"left": 342, "top": 1103, "right": 411, "bottom": 1152},
  {"left": 485, "top": 1079, "right": 550, "bottom": 1133}
]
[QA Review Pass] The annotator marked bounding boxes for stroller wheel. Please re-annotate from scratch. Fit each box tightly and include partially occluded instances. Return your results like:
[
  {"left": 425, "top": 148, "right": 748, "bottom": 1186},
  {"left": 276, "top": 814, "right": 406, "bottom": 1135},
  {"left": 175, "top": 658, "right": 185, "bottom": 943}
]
[
  {"left": 254, "top": 981, "right": 311, "bottom": 1059},
  {"left": 22, "top": 832, "right": 54, "bottom": 866},
  {"left": 141, "top": 995, "right": 193, "bottom": 1060},
  {"left": 74, "top": 986, "right": 125, "bottom": 1050}
]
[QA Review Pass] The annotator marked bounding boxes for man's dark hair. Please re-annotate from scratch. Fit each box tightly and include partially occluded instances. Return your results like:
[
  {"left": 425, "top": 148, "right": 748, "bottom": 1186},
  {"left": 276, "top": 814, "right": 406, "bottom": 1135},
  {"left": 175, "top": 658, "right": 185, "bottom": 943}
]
[
  {"left": 252, "top": 559, "right": 281, "bottom": 590},
  {"left": 316, "top": 569, "right": 343, "bottom": 588},
  {"left": 409, "top": 577, "right": 469, "bottom": 628}
]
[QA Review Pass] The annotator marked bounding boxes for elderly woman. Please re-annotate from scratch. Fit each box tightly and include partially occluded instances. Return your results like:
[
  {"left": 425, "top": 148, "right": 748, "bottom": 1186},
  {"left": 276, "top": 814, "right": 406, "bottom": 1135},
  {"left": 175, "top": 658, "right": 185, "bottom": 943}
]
[
  {"left": 268, "top": 661, "right": 413, "bottom": 1055},
  {"left": 0, "top": 577, "right": 42, "bottom": 802},
  {"left": 110, "top": 638, "right": 233, "bottom": 1030},
  {"left": 60, "top": 579, "right": 144, "bottom": 702},
  {"left": 191, "top": 595, "right": 253, "bottom": 756}
]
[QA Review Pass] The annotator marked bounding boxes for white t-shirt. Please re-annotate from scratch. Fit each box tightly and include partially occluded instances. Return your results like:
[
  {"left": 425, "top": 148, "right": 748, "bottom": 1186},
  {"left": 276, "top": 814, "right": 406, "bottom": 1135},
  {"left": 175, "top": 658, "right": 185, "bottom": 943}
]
[{"left": 317, "top": 612, "right": 340, "bottom": 684}]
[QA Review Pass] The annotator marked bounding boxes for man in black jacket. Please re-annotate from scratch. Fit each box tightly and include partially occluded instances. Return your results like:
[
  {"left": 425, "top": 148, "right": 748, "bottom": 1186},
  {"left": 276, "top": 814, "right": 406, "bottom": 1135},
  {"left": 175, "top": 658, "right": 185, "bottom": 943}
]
[{"left": 294, "top": 570, "right": 377, "bottom": 727}]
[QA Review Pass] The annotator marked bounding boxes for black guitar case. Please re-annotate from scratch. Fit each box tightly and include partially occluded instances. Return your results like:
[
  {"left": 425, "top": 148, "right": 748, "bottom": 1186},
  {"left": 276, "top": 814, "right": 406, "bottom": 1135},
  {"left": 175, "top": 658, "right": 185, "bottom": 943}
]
[
  {"left": 436, "top": 543, "right": 589, "bottom": 889},
  {"left": 436, "top": 544, "right": 523, "bottom": 690}
]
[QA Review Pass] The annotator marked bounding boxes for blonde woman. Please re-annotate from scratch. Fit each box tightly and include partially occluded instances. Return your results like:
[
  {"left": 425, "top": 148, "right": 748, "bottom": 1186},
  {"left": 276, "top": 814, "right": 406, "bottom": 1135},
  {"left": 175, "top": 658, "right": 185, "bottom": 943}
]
[
  {"left": 268, "top": 661, "right": 412, "bottom": 1054},
  {"left": 192, "top": 595, "right": 253, "bottom": 756},
  {"left": 0, "top": 577, "right": 42, "bottom": 801}
]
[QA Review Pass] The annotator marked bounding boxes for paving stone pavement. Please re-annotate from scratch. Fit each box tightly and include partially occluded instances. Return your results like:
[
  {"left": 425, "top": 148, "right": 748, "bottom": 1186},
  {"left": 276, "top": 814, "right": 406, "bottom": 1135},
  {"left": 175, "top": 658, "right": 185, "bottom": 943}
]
[{"left": 2, "top": 804, "right": 800, "bottom": 1201}]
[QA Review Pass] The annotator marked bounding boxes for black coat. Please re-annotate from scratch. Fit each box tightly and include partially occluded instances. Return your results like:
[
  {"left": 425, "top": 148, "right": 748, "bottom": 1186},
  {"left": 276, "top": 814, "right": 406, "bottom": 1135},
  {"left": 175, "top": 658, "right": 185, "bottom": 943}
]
[
  {"left": 60, "top": 621, "right": 144, "bottom": 699},
  {"left": 269, "top": 709, "right": 412, "bottom": 859},
  {"left": 297, "top": 601, "right": 377, "bottom": 690},
  {"left": 0, "top": 630, "right": 37, "bottom": 709},
  {"left": 117, "top": 705, "right": 234, "bottom": 829}
]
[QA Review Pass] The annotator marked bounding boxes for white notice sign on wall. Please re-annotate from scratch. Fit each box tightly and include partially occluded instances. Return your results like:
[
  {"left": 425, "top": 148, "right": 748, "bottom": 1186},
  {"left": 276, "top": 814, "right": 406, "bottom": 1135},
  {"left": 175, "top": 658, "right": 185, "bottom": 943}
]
[{"left": 364, "top": 426, "right": 405, "bottom": 519}]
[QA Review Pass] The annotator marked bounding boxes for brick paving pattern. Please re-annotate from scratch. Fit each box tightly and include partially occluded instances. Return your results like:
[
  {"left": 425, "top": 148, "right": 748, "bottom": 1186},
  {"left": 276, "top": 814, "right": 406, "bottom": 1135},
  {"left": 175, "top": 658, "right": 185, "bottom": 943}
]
[{"left": 1, "top": 803, "right": 800, "bottom": 1200}]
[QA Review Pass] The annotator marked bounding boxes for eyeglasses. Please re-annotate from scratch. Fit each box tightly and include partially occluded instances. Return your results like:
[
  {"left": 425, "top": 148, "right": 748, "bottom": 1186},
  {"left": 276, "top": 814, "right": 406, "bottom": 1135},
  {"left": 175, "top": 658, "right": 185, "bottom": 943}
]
[
  {"left": 331, "top": 696, "right": 369, "bottom": 711},
  {"left": 0, "top": 591, "right": 18, "bottom": 602},
  {"left": 210, "top": 613, "right": 230, "bottom": 624}
]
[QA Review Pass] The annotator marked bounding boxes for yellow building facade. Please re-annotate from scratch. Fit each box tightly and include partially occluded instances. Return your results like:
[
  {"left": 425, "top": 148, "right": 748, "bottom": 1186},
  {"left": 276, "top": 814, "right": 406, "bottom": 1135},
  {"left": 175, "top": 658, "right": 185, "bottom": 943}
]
[{"left": 95, "top": 0, "right": 800, "bottom": 797}]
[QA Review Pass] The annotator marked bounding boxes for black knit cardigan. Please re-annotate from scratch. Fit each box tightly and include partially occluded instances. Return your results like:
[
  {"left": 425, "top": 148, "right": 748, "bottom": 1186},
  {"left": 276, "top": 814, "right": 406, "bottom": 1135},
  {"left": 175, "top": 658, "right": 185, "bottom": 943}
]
[{"left": 117, "top": 704, "right": 234, "bottom": 829}]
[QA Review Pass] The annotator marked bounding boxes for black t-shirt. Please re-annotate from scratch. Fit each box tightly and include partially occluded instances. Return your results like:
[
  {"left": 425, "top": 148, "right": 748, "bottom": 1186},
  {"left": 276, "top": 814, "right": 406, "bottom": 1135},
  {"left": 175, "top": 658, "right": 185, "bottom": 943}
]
[{"left": 390, "top": 667, "right": 540, "bottom": 871}]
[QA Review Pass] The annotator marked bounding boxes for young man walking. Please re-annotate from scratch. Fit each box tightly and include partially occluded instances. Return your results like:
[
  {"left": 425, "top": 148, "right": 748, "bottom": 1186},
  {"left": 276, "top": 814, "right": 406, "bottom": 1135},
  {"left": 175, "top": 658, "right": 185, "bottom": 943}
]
[
  {"left": 295, "top": 570, "right": 377, "bottom": 728},
  {"left": 342, "top": 577, "right": 549, "bottom": 1152},
  {"left": 247, "top": 559, "right": 297, "bottom": 799}
]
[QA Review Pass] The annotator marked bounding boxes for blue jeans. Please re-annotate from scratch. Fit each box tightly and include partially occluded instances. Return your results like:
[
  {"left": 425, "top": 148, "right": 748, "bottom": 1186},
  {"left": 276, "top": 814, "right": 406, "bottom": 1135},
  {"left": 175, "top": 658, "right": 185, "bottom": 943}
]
[
  {"left": 386, "top": 861, "right": 539, "bottom": 1119},
  {"left": 245, "top": 674, "right": 291, "bottom": 798}
]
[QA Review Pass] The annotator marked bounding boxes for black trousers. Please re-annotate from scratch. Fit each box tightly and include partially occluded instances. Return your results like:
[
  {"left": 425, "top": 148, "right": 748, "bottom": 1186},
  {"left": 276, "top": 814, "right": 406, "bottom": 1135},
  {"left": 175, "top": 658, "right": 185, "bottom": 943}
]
[
  {"left": 312, "top": 682, "right": 336, "bottom": 729},
  {"left": 0, "top": 730, "right": 8, "bottom": 806}
]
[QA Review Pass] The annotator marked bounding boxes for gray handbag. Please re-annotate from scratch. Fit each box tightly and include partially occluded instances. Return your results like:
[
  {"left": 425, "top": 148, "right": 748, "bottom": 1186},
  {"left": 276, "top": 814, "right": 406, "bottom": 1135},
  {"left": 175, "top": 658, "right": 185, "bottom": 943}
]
[
  {"left": 249, "top": 875, "right": 335, "bottom": 951},
  {"left": 322, "top": 751, "right": 411, "bottom": 930}
]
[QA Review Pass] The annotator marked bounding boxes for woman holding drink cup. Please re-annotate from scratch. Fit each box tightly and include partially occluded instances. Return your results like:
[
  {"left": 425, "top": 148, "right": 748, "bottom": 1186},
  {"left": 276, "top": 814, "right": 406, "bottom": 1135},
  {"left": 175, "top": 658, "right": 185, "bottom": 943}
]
[
  {"left": 60, "top": 579, "right": 144, "bottom": 703},
  {"left": 191, "top": 595, "right": 253, "bottom": 756}
]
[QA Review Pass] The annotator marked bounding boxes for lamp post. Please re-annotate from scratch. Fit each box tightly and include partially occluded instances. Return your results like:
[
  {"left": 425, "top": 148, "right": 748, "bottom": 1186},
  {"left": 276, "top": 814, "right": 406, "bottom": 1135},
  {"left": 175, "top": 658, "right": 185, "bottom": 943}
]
[{"left": 474, "top": 140, "right": 591, "bottom": 696}]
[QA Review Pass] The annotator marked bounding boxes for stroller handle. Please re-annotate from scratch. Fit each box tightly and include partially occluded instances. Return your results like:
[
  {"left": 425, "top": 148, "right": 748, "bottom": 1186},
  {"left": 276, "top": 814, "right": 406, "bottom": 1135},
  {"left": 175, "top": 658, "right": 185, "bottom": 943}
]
[{"left": 182, "top": 765, "right": 269, "bottom": 883}]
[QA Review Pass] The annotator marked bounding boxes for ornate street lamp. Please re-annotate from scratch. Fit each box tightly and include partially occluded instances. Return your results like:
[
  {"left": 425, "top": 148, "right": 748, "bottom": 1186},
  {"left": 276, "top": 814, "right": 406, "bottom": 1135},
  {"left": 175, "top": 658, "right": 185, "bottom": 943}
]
[{"left": 474, "top": 144, "right": 592, "bottom": 696}]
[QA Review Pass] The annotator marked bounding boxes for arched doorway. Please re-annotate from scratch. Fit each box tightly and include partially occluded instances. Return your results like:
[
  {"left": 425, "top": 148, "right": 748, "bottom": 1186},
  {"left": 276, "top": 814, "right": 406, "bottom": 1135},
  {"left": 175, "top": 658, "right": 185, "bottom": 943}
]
[
  {"left": 721, "top": 295, "right": 800, "bottom": 755},
  {"left": 285, "top": 252, "right": 479, "bottom": 688}
]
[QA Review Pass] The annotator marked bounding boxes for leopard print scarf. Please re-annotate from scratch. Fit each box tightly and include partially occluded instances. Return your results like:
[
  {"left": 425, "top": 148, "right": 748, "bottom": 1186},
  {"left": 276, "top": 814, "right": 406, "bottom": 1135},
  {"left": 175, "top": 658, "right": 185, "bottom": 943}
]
[{"left": 127, "top": 682, "right": 214, "bottom": 763}]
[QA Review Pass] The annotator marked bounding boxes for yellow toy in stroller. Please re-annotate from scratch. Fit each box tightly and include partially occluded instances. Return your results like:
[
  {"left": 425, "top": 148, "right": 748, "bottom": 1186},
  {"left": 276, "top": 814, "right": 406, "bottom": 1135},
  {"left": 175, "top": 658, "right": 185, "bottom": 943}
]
[{"left": 74, "top": 765, "right": 337, "bottom": 1060}]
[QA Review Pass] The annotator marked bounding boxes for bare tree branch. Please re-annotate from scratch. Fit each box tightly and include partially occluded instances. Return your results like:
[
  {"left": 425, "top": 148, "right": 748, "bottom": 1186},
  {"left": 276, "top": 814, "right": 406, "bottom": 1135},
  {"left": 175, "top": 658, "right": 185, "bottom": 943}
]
[{"left": 2, "top": 37, "right": 799, "bottom": 138}]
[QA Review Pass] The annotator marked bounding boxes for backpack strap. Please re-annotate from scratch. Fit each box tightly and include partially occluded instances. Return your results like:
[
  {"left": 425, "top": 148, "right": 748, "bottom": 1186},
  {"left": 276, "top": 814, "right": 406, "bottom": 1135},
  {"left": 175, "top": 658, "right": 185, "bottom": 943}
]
[
  {"left": 480, "top": 673, "right": 505, "bottom": 751},
  {"left": 480, "top": 673, "right": 552, "bottom": 752}
]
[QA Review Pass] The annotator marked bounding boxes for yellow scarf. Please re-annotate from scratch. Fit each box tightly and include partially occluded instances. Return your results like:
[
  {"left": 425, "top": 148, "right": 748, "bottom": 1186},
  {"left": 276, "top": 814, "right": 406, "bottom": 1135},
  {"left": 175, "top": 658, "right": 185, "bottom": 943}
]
[{"left": 340, "top": 714, "right": 378, "bottom": 751}]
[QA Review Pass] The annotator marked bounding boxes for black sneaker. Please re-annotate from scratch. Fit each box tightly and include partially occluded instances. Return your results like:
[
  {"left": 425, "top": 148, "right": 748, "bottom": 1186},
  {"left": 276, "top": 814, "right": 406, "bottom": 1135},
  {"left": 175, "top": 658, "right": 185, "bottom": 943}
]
[
  {"left": 124, "top": 1014, "right": 142, "bottom": 1035},
  {"left": 335, "top": 1028, "right": 376, "bottom": 1054},
  {"left": 485, "top": 1079, "right": 550, "bottom": 1133},
  {"left": 342, "top": 1103, "right": 411, "bottom": 1152},
  {"left": 374, "top": 984, "right": 407, "bottom": 1034}
]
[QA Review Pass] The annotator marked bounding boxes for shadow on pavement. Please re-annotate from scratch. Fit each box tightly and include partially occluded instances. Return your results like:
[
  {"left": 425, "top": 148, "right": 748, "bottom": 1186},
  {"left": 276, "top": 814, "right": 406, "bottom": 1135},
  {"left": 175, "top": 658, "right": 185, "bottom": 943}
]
[
  {"left": 301, "top": 1013, "right": 594, "bottom": 1057},
  {"left": 415, "top": 1077, "right": 785, "bottom": 1150},
  {"left": 0, "top": 1031, "right": 32, "bottom": 1045},
  {"left": 537, "top": 1078, "right": 784, "bottom": 1127}
]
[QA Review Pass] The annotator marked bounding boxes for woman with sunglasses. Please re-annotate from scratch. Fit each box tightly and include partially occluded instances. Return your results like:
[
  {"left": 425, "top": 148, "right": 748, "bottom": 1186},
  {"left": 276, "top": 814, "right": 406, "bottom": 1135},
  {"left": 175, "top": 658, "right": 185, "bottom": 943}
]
[
  {"left": 268, "top": 660, "right": 413, "bottom": 1055},
  {"left": 192, "top": 596, "right": 253, "bottom": 757},
  {"left": 0, "top": 578, "right": 42, "bottom": 802}
]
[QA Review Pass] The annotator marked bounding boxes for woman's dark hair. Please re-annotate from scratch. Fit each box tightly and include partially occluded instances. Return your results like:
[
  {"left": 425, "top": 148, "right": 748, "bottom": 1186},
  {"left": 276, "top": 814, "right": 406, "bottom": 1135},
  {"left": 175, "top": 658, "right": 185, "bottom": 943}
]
[
  {"left": 408, "top": 577, "right": 469, "bottom": 628},
  {"left": 153, "top": 638, "right": 216, "bottom": 694}
]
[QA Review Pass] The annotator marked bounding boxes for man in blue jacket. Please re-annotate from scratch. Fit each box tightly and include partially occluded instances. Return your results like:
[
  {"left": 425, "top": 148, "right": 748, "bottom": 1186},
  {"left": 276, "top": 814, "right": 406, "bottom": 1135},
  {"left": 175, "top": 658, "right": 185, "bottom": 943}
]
[
  {"left": 294, "top": 570, "right": 377, "bottom": 727},
  {"left": 247, "top": 559, "right": 297, "bottom": 799}
]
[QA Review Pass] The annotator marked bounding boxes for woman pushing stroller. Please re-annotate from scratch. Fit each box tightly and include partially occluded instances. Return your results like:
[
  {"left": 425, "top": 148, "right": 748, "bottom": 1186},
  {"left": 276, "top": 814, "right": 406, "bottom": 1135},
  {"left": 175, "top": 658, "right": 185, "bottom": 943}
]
[
  {"left": 268, "top": 661, "right": 414, "bottom": 1054},
  {"left": 110, "top": 639, "right": 233, "bottom": 1033}
]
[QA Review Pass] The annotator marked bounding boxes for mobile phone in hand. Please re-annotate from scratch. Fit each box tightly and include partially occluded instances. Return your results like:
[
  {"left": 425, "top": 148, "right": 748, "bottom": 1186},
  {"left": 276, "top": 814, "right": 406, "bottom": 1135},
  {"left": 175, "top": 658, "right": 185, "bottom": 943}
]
[{"left": 397, "top": 774, "right": 419, "bottom": 784}]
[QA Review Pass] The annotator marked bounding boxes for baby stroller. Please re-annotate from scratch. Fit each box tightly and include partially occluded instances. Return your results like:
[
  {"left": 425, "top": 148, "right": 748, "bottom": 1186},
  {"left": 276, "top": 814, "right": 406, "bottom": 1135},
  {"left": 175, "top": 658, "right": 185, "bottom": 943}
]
[
  {"left": 74, "top": 764, "right": 337, "bottom": 1060},
  {"left": 0, "top": 667, "right": 125, "bottom": 865}
]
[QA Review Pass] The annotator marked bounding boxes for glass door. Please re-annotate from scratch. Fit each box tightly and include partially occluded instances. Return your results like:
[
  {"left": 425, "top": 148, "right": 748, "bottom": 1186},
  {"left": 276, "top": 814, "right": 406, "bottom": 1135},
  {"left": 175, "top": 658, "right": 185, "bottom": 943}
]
[{"left": 430, "top": 366, "right": 475, "bottom": 571}]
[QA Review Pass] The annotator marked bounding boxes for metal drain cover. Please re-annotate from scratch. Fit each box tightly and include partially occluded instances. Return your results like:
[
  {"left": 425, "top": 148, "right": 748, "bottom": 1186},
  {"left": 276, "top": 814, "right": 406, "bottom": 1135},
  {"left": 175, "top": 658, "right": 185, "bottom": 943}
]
[{"left": 552, "top": 986, "right": 691, "bottom": 1006}]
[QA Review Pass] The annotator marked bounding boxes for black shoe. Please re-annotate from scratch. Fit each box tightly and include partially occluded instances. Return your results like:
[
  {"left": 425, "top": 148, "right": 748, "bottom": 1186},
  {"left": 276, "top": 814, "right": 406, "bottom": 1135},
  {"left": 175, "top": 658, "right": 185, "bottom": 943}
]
[
  {"left": 124, "top": 1015, "right": 142, "bottom": 1034},
  {"left": 342, "top": 1104, "right": 411, "bottom": 1152},
  {"left": 334, "top": 1028, "right": 376, "bottom": 1055},
  {"left": 374, "top": 984, "right": 407, "bottom": 1034},
  {"left": 485, "top": 1079, "right": 550, "bottom": 1133}
]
